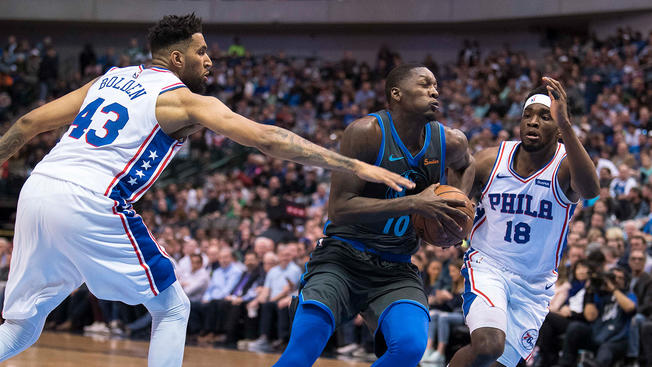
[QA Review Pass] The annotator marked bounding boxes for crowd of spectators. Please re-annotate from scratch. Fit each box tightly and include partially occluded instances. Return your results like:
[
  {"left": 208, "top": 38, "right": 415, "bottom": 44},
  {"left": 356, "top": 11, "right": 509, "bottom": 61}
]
[{"left": 1, "top": 25, "right": 652, "bottom": 366}]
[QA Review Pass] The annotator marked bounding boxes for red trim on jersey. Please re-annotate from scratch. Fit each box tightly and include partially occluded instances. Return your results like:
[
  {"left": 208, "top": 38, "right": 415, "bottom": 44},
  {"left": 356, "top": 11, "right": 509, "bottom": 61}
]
[
  {"left": 507, "top": 143, "right": 561, "bottom": 183},
  {"left": 466, "top": 251, "right": 495, "bottom": 307},
  {"left": 108, "top": 66, "right": 118, "bottom": 73},
  {"left": 128, "top": 141, "right": 182, "bottom": 201},
  {"left": 150, "top": 66, "right": 172, "bottom": 73},
  {"left": 554, "top": 205, "right": 571, "bottom": 270},
  {"left": 551, "top": 154, "right": 572, "bottom": 207},
  {"left": 161, "top": 82, "right": 184, "bottom": 92},
  {"left": 525, "top": 348, "right": 536, "bottom": 362},
  {"left": 469, "top": 217, "right": 486, "bottom": 243},
  {"left": 112, "top": 201, "right": 158, "bottom": 296},
  {"left": 104, "top": 126, "right": 159, "bottom": 196},
  {"left": 481, "top": 143, "right": 507, "bottom": 200}
]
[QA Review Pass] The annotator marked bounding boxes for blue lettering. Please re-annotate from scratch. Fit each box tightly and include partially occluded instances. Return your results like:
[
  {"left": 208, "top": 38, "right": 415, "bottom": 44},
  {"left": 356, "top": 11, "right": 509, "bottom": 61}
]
[
  {"left": 111, "top": 77, "right": 125, "bottom": 90},
  {"left": 106, "top": 76, "right": 118, "bottom": 88},
  {"left": 128, "top": 88, "right": 147, "bottom": 100},
  {"left": 99, "top": 78, "right": 108, "bottom": 89},
  {"left": 501, "top": 193, "right": 516, "bottom": 214},
  {"left": 524, "top": 195, "right": 538, "bottom": 217},
  {"left": 538, "top": 200, "right": 553, "bottom": 220},
  {"left": 488, "top": 194, "right": 500, "bottom": 210},
  {"left": 515, "top": 194, "right": 525, "bottom": 214},
  {"left": 120, "top": 80, "right": 135, "bottom": 92}
]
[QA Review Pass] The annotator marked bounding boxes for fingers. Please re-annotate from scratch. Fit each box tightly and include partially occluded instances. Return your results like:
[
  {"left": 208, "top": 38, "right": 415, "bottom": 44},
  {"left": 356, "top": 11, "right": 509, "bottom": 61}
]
[
  {"left": 384, "top": 173, "right": 415, "bottom": 192},
  {"left": 440, "top": 198, "right": 468, "bottom": 207},
  {"left": 542, "top": 77, "right": 567, "bottom": 100},
  {"left": 439, "top": 205, "right": 471, "bottom": 223},
  {"left": 436, "top": 211, "right": 464, "bottom": 233}
]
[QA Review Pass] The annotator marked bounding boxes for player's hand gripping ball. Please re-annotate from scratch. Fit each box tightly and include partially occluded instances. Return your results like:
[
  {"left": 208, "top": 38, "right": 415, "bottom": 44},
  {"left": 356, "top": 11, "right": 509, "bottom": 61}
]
[{"left": 412, "top": 185, "right": 474, "bottom": 247}]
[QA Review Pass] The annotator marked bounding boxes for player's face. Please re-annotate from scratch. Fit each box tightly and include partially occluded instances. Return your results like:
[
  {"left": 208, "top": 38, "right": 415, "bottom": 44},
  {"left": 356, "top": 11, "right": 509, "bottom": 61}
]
[
  {"left": 520, "top": 103, "right": 558, "bottom": 152},
  {"left": 397, "top": 67, "right": 439, "bottom": 120},
  {"left": 180, "top": 33, "right": 212, "bottom": 94}
]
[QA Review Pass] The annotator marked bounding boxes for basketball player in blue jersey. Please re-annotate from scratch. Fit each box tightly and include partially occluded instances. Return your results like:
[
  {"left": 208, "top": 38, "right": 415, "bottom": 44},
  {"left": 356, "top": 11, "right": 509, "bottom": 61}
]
[
  {"left": 448, "top": 78, "right": 600, "bottom": 367},
  {"left": 272, "top": 64, "right": 474, "bottom": 367},
  {"left": 0, "top": 14, "right": 414, "bottom": 366}
]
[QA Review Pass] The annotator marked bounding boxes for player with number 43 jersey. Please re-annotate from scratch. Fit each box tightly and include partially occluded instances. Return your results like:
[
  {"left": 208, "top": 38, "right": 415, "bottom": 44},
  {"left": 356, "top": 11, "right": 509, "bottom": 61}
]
[
  {"left": 448, "top": 79, "right": 600, "bottom": 367},
  {"left": 0, "top": 14, "right": 414, "bottom": 367}
]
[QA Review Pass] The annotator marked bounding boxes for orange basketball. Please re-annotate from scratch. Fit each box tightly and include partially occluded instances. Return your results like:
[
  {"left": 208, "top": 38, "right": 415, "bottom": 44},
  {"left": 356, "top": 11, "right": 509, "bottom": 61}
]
[{"left": 412, "top": 185, "right": 475, "bottom": 247}]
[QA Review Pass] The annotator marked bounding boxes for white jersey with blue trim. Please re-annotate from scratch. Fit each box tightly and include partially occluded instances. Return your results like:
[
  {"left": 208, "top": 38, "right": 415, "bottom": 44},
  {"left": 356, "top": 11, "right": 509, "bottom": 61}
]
[
  {"left": 469, "top": 141, "right": 578, "bottom": 276},
  {"left": 33, "top": 65, "right": 186, "bottom": 203}
]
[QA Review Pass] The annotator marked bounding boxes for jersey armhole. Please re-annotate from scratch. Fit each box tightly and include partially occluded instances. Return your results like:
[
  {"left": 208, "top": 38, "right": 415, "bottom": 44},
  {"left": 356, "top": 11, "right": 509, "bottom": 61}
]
[
  {"left": 159, "top": 83, "right": 187, "bottom": 95},
  {"left": 552, "top": 155, "right": 580, "bottom": 206},
  {"left": 368, "top": 113, "right": 386, "bottom": 166},
  {"left": 439, "top": 122, "right": 446, "bottom": 185},
  {"left": 479, "top": 142, "right": 505, "bottom": 199}
]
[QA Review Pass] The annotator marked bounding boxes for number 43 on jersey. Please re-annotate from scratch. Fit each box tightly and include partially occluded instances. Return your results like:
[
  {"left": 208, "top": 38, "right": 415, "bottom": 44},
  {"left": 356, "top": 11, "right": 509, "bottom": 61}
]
[{"left": 69, "top": 97, "right": 129, "bottom": 147}]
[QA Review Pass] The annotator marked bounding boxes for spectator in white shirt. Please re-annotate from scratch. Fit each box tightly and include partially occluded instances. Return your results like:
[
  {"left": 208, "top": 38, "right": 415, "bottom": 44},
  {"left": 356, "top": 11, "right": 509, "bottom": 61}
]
[{"left": 180, "top": 254, "right": 210, "bottom": 302}]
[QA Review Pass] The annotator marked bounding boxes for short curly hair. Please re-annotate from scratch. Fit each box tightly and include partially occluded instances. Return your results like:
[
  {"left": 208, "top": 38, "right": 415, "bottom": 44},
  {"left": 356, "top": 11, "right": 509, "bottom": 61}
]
[
  {"left": 148, "top": 13, "right": 202, "bottom": 54},
  {"left": 384, "top": 63, "right": 424, "bottom": 103}
]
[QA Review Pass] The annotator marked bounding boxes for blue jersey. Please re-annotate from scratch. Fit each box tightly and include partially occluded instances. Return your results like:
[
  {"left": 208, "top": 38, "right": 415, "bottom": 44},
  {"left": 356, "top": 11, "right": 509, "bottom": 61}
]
[{"left": 324, "top": 110, "right": 446, "bottom": 255}]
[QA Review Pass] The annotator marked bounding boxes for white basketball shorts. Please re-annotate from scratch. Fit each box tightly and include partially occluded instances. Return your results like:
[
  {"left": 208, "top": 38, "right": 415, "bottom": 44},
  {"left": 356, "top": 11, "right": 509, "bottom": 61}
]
[
  {"left": 460, "top": 247, "right": 556, "bottom": 367},
  {"left": 3, "top": 174, "right": 176, "bottom": 320}
]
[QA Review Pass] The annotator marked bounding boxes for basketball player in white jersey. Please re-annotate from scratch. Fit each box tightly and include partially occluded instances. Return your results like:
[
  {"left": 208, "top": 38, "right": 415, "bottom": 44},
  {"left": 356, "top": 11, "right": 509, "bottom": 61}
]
[
  {"left": 0, "top": 14, "right": 415, "bottom": 366},
  {"left": 448, "top": 77, "right": 600, "bottom": 367}
]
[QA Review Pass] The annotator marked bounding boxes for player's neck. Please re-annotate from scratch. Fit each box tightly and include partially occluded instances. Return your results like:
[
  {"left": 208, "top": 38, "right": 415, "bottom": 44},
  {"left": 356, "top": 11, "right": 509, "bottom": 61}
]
[
  {"left": 514, "top": 143, "right": 556, "bottom": 174},
  {"left": 390, "top": 110, "right": 428, "bottom": 152},
  {"left": 150, "top": 56, "right": 177, "bottom": 75}
]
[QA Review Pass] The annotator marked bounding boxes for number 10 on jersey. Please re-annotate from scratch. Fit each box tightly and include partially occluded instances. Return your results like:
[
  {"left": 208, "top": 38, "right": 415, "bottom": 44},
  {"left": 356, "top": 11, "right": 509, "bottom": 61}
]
[{"left": 383, "top": 215, "right": 410, "bottom": 236}]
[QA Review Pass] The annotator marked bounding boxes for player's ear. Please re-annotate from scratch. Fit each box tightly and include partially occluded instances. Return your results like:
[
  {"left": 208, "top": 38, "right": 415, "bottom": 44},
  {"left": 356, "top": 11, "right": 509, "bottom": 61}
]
[
  {"left": 170, "top": 50, "right": 184, "bottom": 69},
  {"left": 391, "top": 87, "right": 401, "bottom": 103}
]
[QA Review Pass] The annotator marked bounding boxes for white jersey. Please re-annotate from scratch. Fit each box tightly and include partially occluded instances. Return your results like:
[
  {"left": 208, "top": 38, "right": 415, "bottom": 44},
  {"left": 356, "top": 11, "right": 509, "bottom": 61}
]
[
  {"left": 33, "top": 65, "right": 186, "bottom": 203},
  {"left": 468, "top": 141, "right": 578, "bottom": 276}
]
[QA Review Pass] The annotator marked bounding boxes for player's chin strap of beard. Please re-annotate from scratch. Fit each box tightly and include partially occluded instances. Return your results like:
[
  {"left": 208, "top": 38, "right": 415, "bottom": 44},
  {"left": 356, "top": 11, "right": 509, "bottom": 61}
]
[{"left": 523, "top": 94, "right": 552, "bottom": 111}]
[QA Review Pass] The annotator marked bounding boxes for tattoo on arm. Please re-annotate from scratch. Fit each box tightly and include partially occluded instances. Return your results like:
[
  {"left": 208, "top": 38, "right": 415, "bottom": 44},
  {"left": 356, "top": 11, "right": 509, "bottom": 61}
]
[
  {"left": 0, "top": 124, "right": 27, "bottom": 164},
  {"left": 262, "top": 126, "right": 356, "bottom": 172}
]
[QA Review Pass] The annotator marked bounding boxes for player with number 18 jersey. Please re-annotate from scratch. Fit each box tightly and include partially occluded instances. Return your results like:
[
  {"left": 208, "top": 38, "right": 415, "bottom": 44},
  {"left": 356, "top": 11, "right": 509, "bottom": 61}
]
[{"left": 449, "top": 81, "right": 599, "bottom": 367}]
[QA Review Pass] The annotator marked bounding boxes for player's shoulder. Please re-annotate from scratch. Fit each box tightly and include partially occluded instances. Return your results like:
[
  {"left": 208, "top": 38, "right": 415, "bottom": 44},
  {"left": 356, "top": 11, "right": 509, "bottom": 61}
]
[
  {"left": 345, "top": 115, "right": 382, "bottom": 135},
  {"left": 341, "top": 115, "right": 383, "bottom": 144},
  {"left": 156, "top": 84, "right": 197, "bottom": 107},
  {"left": 474, "top": 145, "right": 501, "bottom": 164},
  {"left": 442, "top": 125, "right": 468, "bottom": 152},
  {"left": 339, "top": 115, "right": 383, "bottom": 162},
  {"left": 474, "top": 146, "right": 502, "bottom": 180}
]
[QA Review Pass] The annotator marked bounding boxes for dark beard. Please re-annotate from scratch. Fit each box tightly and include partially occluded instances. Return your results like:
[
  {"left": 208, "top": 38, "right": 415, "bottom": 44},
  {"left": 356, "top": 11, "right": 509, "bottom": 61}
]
[{"left": 185, "top": 77, "right": 206, "bottom": 94}]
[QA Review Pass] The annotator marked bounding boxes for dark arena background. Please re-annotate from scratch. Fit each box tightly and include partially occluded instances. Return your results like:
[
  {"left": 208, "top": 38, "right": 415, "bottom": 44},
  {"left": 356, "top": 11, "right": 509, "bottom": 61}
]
[{"left": 0, "top": 1, "right": 652, "bottom": 366}]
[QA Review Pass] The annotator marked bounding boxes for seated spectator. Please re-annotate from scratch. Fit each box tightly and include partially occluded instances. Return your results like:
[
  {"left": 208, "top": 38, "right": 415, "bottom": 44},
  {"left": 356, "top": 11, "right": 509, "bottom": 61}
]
[
  {"left": 180, "top": 253, "right": 210, "bottom": 302},
  {"left": 627, "top": 249, "right": 652, "bottom": 365},
  {"left": 536, "top": 260, "right": 590, "bottom": 367},
  {"left": 421, "top": 259, "right": 465, "bottom": 366},
  {"left": 188, "top": 247, "right": 243, "bottom": 343},
  {"left": 558, "top": 266, "right": 637, "bottom": 367},
  {"left": 178, "top": 239, "right": 206, "bottom": 278},
  {"left": 629, "top": 234, "right": 652, "bottom": 273},
  {"left": 248, "top": 244, "right": 302, "bottom": 352},
  {"left": 610, "top": 164, "right": 638, "bottom": 199},
  {"left": 221, "top": 251, "right": 264, "bottom": 347}
]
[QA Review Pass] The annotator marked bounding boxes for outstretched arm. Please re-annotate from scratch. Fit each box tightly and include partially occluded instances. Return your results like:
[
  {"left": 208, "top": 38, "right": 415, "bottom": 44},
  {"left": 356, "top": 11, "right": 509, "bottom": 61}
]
[
  {"left": 543, "top": 77, "right": 599, "bottom": 201},
  {"left": 162, "top": 89, "right": 415, "bottom": 191},
  {"left": 0, "top": 78, "right": 97, "bottom": 164}
]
